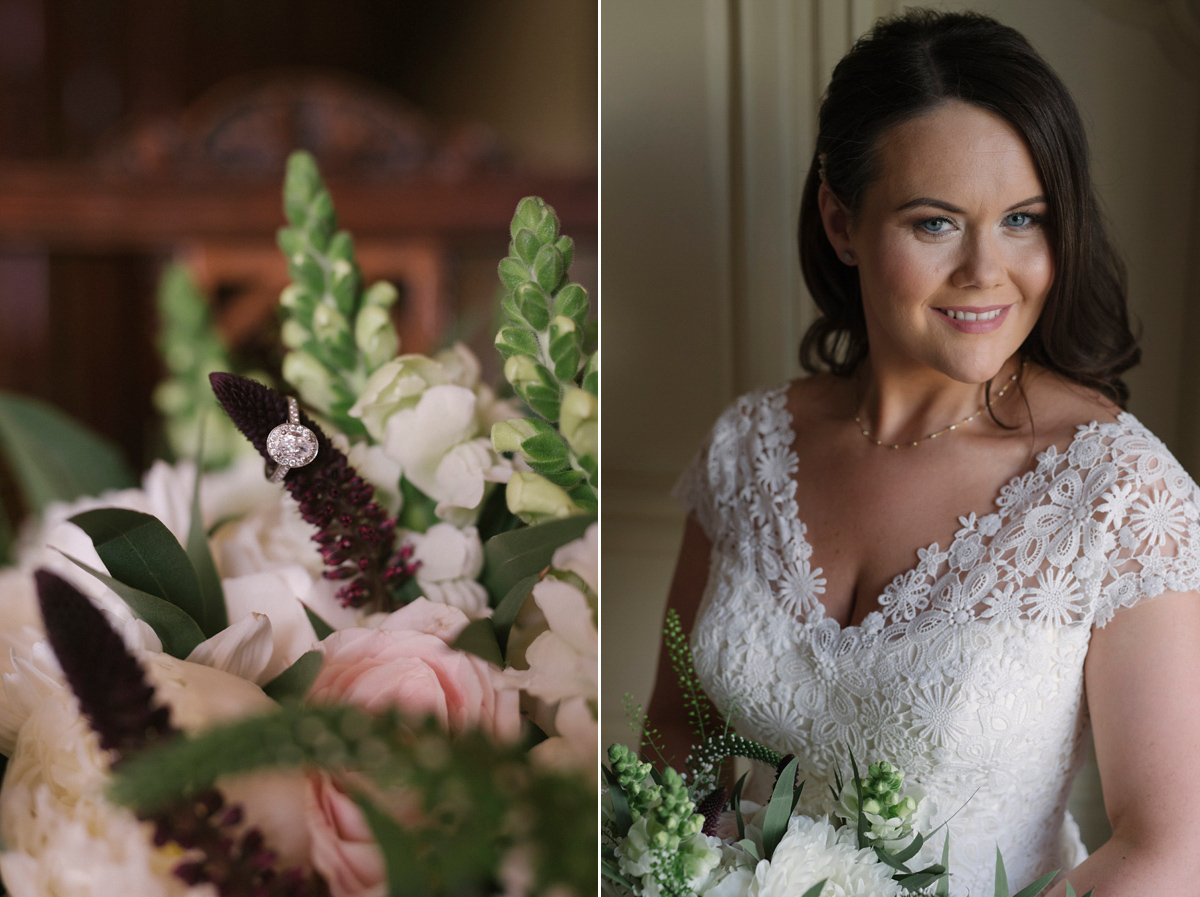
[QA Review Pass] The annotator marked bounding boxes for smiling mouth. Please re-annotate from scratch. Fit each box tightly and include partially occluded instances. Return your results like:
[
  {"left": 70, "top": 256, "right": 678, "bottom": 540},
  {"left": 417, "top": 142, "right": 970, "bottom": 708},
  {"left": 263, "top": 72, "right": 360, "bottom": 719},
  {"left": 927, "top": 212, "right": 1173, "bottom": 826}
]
[{"left": 934, "top": 307, "right": 1007, "bottom": 322}]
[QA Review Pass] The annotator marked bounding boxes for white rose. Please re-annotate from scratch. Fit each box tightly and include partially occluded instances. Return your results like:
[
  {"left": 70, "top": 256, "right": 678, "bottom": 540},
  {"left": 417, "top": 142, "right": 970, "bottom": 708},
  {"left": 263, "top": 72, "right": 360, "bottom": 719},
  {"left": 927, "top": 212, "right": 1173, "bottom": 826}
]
[{"left": 404, "top": 523, "right": 490, "bottom": 619}]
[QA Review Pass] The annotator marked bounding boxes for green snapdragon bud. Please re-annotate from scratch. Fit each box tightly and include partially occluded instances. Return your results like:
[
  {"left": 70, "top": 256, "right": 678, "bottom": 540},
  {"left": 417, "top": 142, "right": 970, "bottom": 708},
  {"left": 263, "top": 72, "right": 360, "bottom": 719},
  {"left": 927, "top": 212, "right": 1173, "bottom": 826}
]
[
  {"left": 490, "top": 418, "right": 543, "bottom": 454},
  {"left": 560, "top": 387, "right": 598, "bottom": 458},
  {"left": 504, "top": 354, "right": 542, "bottom": 390},
  {"left": 282, "top": 350, "right": 337, "bottom": 413},
  {"left": 354, "top": 305, "right": 398, "bottom": 368},
  {"left": 506, "top": 471, "right": 579, "bottom": 523}
]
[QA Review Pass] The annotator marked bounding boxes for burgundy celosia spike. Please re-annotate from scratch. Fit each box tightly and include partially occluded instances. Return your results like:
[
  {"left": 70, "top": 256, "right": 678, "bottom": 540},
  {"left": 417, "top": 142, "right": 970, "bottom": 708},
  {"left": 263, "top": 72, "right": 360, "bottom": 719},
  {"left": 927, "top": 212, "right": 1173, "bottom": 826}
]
[
  {"left": 210, "top": 372, "right": 416, "bottom": 611},
  {"left": 35, "top": 569, "right": 175, "bottom": 755},
  {"left": 696, "top": 786, "right": 728, "bottom": 837}
]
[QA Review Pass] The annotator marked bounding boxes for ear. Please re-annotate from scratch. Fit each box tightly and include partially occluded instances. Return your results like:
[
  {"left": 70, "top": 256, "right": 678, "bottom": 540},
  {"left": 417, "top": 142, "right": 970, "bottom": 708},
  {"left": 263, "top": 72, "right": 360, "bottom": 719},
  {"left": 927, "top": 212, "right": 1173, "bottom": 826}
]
[{"left": 818, "top": 184, "right": 856, "bottom": 264}]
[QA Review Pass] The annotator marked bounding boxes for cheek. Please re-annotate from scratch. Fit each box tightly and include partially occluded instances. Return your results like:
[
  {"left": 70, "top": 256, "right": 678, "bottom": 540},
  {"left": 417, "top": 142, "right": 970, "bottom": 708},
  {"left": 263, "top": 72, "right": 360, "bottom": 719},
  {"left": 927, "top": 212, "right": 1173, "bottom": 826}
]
[
  {"left": 862, "top": 231, "right": 950, "bottom": 308},
  {"left": 1008, "top": 238, "right": 1055, "bottom": 305}
]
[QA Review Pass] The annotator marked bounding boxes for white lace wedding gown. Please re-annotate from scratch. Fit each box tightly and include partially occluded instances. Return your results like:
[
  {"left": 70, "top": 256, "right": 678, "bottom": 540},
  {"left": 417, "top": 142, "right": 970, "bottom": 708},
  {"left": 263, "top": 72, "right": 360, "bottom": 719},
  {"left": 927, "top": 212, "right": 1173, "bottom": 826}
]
[{"left": 676, "top": 384, "right": 1200, "bottom": 895}]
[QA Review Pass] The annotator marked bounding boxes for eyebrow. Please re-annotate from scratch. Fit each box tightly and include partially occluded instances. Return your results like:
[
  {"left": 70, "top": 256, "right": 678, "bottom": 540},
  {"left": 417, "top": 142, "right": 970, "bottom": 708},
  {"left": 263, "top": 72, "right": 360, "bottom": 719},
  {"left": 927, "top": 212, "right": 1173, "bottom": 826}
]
[{"left": 895, "top": 195, "right": 1046, "bottom": 213}]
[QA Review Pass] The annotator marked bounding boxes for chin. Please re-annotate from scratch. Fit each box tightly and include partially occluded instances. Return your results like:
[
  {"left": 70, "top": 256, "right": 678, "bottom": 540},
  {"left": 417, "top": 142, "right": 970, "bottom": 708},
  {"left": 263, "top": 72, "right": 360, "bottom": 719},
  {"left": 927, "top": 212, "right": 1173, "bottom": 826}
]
[{"left": 932, "top": 350, "right": 1016, "bottom": 385}]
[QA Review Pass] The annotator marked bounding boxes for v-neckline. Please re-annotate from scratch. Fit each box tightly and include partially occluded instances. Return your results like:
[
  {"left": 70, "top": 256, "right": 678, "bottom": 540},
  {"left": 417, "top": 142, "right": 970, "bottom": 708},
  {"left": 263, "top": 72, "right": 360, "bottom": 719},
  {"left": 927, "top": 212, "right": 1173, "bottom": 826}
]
[{"left": 767, "top": 383, "right": 1131, "bottom": 635}]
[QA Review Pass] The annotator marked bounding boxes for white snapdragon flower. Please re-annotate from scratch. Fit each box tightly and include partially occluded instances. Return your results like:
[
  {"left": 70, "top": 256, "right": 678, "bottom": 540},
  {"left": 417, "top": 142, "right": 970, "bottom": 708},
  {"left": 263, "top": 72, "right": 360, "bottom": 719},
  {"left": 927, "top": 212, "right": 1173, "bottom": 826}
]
[
  {"left": 382, "top": 384, "right": 512, "bottom": 524},
  {"left": 347, "top": 354, "right": 447, "bottom": 442},
  {"left": 403, "top": 523, "right": 490, "bottom": 619},
  {"left": 505, "top": 524, "right": 597, "bottom": 772}
]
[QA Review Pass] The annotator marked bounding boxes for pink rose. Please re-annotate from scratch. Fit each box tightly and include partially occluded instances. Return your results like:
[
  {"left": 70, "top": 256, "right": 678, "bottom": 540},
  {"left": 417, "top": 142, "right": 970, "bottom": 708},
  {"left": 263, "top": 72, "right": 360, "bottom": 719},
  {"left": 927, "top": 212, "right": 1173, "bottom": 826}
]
[
  {"left": 303, "top": 599, "right": 519, "bottom": 896},
  {"left": 303, "top": 773, "right": 392, "bottom": 897},
  {"left": 307, "top": 598, "right": 519, "bottom": 739}
]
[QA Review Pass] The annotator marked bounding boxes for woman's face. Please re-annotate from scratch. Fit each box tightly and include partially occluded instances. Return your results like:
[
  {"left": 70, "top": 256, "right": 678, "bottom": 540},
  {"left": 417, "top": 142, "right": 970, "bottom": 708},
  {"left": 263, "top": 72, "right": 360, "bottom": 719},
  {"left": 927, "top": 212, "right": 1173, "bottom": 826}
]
[{"left": 822, "top": 100, "right": 1054, "bottom": 383}]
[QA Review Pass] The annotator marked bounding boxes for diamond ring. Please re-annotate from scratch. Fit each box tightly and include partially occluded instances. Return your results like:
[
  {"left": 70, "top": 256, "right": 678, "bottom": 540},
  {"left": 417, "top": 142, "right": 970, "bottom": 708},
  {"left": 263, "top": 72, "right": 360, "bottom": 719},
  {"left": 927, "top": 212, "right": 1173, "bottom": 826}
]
[{"left": 266, "top": 397, "right": 318, "bottom": 483}]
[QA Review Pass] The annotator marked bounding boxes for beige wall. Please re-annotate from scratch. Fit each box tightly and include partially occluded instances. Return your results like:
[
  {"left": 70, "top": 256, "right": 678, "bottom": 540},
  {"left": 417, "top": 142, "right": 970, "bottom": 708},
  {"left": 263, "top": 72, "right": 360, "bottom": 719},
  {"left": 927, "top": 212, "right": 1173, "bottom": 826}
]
[{"left": 601, "top": 0, "right": 1200, "bottom": 847}]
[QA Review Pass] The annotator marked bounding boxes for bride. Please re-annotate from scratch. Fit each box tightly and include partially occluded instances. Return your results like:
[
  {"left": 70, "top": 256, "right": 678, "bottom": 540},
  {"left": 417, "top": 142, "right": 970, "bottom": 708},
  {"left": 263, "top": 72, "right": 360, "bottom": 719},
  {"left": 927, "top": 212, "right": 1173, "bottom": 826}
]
[{"left": 647, "top": 9, "right": 1200, "bottom": 895}]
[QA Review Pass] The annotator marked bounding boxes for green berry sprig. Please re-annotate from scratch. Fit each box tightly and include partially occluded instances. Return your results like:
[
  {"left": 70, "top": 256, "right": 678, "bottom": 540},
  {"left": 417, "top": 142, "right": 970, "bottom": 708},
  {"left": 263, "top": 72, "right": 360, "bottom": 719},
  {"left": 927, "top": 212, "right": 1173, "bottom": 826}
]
[
  {"left": 277, "top": 151, "right": 399, "bottom": 437},
  {"left": 492, "top": 197, "right": 597, "bottom": 523}
]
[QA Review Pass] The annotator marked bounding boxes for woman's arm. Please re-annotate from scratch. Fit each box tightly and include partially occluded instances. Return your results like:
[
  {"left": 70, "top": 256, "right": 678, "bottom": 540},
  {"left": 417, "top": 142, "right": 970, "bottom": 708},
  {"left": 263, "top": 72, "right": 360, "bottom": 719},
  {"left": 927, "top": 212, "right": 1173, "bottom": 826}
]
[
  {"left": 643, "top": 513, "right": 713, "bottom": 770},
  {"left": 1043, "top": 589, "right": 1200, "bottom": 895}
]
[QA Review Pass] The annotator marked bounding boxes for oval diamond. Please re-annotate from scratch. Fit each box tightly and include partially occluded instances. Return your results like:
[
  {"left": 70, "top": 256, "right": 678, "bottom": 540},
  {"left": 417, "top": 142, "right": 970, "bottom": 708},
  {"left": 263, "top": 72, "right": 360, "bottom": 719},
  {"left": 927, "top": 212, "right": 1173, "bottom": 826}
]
[{"left": 266, "top": 423, "right": 318, "bottom": 468}]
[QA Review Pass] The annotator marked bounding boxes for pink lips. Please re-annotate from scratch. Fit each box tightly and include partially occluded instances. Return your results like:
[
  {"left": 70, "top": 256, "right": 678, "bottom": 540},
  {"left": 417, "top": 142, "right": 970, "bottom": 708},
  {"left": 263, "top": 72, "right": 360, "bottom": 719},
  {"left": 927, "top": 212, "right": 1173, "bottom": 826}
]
[{"left": 932, "top": 304, "right": 1012, "bottom": 334}]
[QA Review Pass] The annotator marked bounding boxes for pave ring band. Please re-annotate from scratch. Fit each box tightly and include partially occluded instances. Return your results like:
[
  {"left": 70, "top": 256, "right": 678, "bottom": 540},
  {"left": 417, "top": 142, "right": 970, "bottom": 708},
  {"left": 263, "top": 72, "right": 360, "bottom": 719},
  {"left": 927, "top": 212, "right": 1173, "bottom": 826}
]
[{"left": 266, "top": 397, "right": 318, "bottom": 483}]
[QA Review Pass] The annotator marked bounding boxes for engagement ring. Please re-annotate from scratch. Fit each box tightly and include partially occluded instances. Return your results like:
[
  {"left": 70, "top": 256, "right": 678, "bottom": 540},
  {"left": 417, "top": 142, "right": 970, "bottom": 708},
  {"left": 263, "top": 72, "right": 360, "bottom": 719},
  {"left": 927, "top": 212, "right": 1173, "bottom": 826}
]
[{"left": 266, "top": 397, "right": 318, "bottom": 483}]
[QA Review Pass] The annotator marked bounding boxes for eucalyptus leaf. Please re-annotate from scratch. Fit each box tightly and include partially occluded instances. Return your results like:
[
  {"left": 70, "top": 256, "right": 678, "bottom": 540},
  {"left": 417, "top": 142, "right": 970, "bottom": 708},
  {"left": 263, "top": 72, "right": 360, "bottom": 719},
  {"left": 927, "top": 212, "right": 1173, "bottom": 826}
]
[
  {"left": 896, "top": 870, "right": 947, "bottom": 891},
  {"left": 1010, "top": 870, "right": 1058, "bottom": 897},
  {"left": 934, "top": 833, "right": 951, "bottom": 897},
  {"left": 762, "top": 756, "right": 799, "bottom": 862},
  {"left": 731, "top": 771, "right": 749, "bottom": 841},
  {"left": 891, "top": 831, "right": 926, "bottom": 865},
  {"left": 69, "top": 508, "right": 218, "bottom": 637},
  {"left": 799, "top": 882, "right": 826, "bottom": 897},
  {"left": 262, "top": 650, "right": 323, "bottom": 702},
  {"left": 601, "top": 857, "right": 635, "bottom": 890},
  {"left": 301, "top": 602, "right": 335, "bottom": 640},
  {"left": 850, "top": 750, "right": 868, "bottom": 849},
  {"left": 737, "top": 839, "right": 760, "bottom": 862},
  {"left": 186, "top": 455, "right": 226, "bottom": 635},
  {"left": 61, "top": 553, "right": 204, "bottom": 658},
  {"left": 452, "top": 618, "right": 503, "bottom": 667},
  {"left": 481, "top": 513, "right": 595, "bottom": 598},
  {"left": 602, "top": 765, "right": 633, "bottom": 838},
  {"left": 492, "top": 572, "right": 539, "bottom": 658},
  {"left": 994, "top": 848, "right": 1008, "bottom": 897},
  {"left": 0, "top": 392, "right": 136, "bottom": 512}
]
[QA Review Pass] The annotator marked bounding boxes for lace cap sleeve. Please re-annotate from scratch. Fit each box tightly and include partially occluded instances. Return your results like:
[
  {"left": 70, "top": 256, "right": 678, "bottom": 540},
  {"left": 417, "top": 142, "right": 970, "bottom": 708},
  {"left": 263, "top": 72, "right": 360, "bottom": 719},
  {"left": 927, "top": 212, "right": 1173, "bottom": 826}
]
[
  {"left": 1092, "top": 422, "right": 1200, "bottom": 627},
  {"left": 670, "top": 395, "right": 757, "bottom": 545}
]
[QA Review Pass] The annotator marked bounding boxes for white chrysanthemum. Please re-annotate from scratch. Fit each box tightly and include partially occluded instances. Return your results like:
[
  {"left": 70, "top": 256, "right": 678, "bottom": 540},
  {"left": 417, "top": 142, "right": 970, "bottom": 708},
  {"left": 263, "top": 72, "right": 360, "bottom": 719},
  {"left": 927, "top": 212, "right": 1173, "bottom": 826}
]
[{"left": 747, "top": 816, "right": 901, "bottom": 897}]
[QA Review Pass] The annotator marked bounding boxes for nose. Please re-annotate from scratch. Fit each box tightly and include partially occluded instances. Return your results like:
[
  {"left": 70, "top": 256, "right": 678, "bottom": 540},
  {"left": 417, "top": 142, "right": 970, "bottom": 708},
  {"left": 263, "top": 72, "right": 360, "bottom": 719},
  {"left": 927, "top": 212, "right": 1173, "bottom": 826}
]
[{"left": 951, "top": 231, "right": 1005, "bottom": 290}]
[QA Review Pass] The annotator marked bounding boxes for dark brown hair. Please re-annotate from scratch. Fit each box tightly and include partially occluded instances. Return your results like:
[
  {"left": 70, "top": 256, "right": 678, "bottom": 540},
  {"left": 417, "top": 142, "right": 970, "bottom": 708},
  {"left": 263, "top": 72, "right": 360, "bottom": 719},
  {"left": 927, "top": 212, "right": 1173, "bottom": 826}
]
[{"left": 798, "top": 9, "right": 1139, "bottom": 406}]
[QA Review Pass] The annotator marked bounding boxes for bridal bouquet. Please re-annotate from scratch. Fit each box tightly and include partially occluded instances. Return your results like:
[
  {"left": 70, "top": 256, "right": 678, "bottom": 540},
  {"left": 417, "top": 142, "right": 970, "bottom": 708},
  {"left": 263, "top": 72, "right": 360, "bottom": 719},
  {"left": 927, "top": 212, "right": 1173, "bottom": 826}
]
[
  {"left": 601, "top": 613, "right": 1090, "bottom": 897},
  {"left": 0, "top": 152, "right": 596, "bottom": 896}
]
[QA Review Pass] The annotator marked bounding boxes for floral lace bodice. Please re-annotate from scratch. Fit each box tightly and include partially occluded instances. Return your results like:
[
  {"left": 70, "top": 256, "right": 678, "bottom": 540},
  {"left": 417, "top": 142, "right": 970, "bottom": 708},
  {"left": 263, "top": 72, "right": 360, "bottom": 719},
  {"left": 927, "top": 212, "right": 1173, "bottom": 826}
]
[{"left": 676, "top": 385, "right": 1200, "bottom": 895}]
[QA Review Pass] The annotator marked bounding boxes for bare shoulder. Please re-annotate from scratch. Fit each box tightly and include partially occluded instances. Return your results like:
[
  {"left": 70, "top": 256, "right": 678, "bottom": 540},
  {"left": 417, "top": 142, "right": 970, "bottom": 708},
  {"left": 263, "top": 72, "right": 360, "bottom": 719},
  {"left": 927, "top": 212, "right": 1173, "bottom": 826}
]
[
  {"left": 1021, "top": 365, "right": 1123, "bottom": 448},
  {"left": 785, "top": 371, "right": 856, "bottom": 424}
]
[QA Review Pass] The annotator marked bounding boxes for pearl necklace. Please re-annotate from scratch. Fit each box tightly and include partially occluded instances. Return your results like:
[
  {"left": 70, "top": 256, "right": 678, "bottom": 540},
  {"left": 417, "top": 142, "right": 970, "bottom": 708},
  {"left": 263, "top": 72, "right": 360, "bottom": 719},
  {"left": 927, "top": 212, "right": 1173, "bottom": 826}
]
[{"left": 855, "top": 362, "right": 1023, "bottom": 450}]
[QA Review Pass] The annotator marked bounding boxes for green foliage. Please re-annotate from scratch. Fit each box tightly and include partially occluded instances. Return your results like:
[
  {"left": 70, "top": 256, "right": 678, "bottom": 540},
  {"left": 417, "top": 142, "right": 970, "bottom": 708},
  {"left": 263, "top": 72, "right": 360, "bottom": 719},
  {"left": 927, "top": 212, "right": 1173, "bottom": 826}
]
[
  {"left": 277, "top": 151, "right": 400, "bottom": 436},
  {"left": 0, "top": 391, "right": 136, "bottom": 556},
  {"left": 480, "top": 512, "right": 595, "bottom": 598},
  {"left": 153, "top": 263, "right": 250, "bottom": 469},
  {"left": 69, "top": 508, "right": 227, "bottom": 637},
  {"left": 261, "top": 650, "right": 323, "bottom": 702},
  {"left": 491, "top": 197, "right": 597, "bottom": 523},
  {"left": 762, "top": 756, "right": 802, "bottom": 862},
  {"left": 108, "top": 703, "right": 595, "bottom": 897},
  {"left": 61, "top": 554, "right": 204, "bottom": 658}
]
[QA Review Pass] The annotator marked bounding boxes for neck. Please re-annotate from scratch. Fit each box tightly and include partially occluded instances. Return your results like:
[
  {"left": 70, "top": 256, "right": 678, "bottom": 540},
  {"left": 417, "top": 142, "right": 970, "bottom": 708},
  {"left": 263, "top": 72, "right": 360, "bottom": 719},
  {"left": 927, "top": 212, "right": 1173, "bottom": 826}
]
[{"left": 855, "top": 355, "right": 1020, "bottom": 446}]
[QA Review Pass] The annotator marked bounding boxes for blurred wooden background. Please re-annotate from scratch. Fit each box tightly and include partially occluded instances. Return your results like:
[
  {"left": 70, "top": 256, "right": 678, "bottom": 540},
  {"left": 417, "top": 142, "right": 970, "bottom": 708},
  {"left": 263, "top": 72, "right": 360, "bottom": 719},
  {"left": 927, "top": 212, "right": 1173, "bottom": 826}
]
[{"left": 0, "top": 0, "right": 597, "bottom": 493}]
